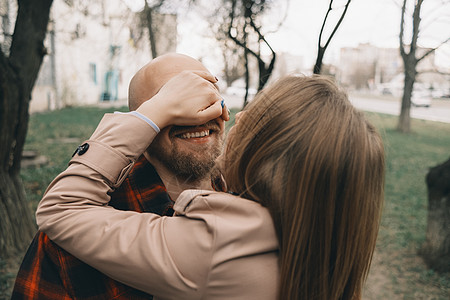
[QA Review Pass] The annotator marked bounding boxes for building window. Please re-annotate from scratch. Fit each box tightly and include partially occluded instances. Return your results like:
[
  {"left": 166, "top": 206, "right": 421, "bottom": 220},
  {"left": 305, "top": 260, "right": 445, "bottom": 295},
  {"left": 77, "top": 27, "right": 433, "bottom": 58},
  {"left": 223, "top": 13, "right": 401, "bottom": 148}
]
[{"left": 89, "top": 63, "right": 97, "bottom": 85}]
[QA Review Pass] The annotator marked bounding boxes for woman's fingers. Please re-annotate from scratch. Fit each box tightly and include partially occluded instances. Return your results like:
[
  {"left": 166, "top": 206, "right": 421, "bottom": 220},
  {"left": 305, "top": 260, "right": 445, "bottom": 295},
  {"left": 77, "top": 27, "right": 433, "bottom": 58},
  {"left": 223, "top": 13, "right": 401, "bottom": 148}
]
[
  {"left": 198, "top": 99, "right": 223, "bottom": 123},
  {"left": 136, "top": 70, "right": 226, "bottom": 128},
  {"left": 190, "top": 70, "right": 218, "bottom": 85},
  {"left": 221, "top": 102, "right": 230, "bottom": 121}
]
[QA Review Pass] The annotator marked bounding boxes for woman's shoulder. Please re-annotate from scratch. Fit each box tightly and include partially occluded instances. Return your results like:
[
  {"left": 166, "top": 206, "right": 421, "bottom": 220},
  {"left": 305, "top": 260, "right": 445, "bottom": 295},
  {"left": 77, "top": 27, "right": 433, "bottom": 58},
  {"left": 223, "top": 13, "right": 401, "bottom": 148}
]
[
  {"left": 173, "top": 190, "right": 278, "bottom": 298},
  {"left": 174, "top": 189, "right": 267, "bottom": 216},
  {"left": 174, "top": 190, "right": 277, "bottom": 249}
]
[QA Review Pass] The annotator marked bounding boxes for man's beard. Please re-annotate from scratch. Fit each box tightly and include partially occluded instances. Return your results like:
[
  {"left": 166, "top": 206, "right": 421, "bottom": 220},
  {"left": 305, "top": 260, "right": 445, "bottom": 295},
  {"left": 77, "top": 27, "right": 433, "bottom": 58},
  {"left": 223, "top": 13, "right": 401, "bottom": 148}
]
[{"left": 148, "top": 124, "right": 223, "bottom": 183}]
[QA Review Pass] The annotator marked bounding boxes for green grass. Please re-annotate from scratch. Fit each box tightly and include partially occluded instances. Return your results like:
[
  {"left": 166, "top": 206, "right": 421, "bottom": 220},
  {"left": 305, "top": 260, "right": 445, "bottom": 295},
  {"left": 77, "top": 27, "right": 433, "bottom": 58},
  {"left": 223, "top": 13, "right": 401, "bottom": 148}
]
[
  {"left": 363, "top": 112, "right": 450, "bottom": 299},
  {"left": 367, "top": 112, "right": 449, "bottom": 250},
  {"left": 21, "top": 106, "right": 128, "bottom": 208},
  {"left": 3, "top": 107, "right": 450, "bottom": 299}
]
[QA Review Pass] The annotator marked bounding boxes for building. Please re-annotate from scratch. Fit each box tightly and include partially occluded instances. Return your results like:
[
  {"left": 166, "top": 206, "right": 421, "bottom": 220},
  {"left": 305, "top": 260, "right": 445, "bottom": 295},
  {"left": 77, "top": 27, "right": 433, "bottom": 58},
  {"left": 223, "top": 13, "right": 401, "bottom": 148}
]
[
  {"left": 1, "top": 0, "right": 178, "bottom": 113},
  {"left": 338, "top": 43, "right": 445, "bottom": 94},
  {"left": 339, "top": 43, "right": 395, "bottom": 89},
  {"left": 271, "top": 52, "right": 305, "bottom": 79}
]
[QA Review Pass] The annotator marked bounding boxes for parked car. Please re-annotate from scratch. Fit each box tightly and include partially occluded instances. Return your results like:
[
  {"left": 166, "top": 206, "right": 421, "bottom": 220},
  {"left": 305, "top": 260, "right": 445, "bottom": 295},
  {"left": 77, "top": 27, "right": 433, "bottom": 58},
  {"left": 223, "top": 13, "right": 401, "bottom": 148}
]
[{"left": 411, "top": 91, "right": 432, "bottom": 107}]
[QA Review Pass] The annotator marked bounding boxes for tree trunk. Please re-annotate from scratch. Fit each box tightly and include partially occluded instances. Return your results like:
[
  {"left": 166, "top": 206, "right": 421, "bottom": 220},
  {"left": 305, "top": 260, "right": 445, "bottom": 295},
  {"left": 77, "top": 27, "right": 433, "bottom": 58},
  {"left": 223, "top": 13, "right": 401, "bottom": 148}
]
[
  {"left": 257, "top": 53, "right": 276, "bottom": 92},
  {"left": 0, "top": 173, "right": 36, "bottom": 259},
  {"left": 144, "top": 2, "right": 158, "bottom": 59},
  {"left": 397, "top": 61, "right": 416, "bottom": 133},
  {"left": 242, "top": 48, "right": 249, "bottom": 109},
  {"left": 419, "top": 157, "right": 450, "bottom": 273},
  {"left": 0, "top": 0, "right": 53, "bottom": 260},
  {"left": 0, "top": 54, "right": 36, "bottom": 259},
  {"left": 313, "top": 47, "right": 325, "bottom": 74}
]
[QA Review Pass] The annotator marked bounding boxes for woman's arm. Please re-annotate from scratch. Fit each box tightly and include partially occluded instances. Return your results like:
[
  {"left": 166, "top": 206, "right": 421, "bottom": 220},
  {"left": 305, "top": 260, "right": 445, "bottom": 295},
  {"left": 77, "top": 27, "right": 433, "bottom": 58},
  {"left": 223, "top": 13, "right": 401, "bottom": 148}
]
[{"left": 36, "top": 72, "right": 222, "bottom": 298}]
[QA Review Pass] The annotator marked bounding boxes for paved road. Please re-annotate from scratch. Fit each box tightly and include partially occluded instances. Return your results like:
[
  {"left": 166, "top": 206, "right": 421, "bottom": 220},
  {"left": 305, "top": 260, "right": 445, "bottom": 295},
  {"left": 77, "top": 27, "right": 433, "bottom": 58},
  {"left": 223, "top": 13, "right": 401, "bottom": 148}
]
[
  {"left": 349, "top": 94, "right": 450, "bottom": 124},
  {"left": 224, "top": 92, "right": 450, "bottom": 124}
]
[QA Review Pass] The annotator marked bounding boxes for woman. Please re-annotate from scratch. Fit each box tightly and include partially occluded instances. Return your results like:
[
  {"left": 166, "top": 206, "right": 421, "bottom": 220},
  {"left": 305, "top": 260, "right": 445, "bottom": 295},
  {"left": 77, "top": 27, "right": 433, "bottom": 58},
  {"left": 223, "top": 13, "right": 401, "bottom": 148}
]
[{"left": 37, "top": 71, "right": 384, "bottom": 300}]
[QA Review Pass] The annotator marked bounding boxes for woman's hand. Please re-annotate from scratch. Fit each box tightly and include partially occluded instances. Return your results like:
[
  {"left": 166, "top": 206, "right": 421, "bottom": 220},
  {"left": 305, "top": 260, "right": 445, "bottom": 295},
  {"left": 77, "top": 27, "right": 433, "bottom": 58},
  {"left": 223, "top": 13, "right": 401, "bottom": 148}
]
[{"left": 136, "top": 70, "right": 225, "bottom": 129}]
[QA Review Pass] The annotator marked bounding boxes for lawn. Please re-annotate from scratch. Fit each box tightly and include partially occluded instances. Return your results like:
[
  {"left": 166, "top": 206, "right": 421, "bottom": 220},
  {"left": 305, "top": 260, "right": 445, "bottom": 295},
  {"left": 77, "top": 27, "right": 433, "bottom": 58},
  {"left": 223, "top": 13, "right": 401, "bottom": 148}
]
[
  {"left": 1, "top": 106, "right": 449, "bottom": 299},
  {"left": 20, "top": 106, "right": 129, "bottom": 208},
  {"left": 362, "top": 112, "right": 450, "bottom": 299}
]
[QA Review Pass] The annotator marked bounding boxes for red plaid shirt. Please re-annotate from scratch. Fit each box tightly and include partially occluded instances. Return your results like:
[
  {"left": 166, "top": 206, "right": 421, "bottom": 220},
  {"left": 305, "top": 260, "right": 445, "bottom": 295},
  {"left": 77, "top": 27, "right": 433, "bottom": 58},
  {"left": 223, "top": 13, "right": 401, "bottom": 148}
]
[{"left": 12, "top": 156, "right": 174, "bottom": 299}]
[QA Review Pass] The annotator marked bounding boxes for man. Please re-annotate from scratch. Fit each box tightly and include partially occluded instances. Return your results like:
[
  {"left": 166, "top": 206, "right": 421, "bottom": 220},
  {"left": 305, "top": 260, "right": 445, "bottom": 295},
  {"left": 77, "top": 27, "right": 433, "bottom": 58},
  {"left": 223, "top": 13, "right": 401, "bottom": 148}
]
[{"left": 12, "top": 53, "right": 228, "bottom": 299}]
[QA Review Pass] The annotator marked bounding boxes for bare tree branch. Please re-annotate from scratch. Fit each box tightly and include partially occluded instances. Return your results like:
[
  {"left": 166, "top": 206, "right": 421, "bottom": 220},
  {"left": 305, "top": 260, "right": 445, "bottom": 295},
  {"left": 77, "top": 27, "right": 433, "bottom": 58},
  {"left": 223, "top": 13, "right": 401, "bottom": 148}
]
[
  {"left": 248, "top": 17, "right": 275, "bottom": 55},
  {"left": 323, "top": 0, "right": 351, "bottom": 49},
  {"left": 399, "top": 0, "right": 407, "bottom": 57},
  {"left": 228, "top": 32, "right": 259, "bottom": 59},
  {"left": 317, "top": 0, "right": 333, "bottom": 50},
  {"left": 226, "top": 0, "right": 277, "bottom": 92},
  {"left": 410, "top": 0, "right": 424, "bottom": 55},
  {"left": 227, "top": 1, "right": 258, "bottom": 59},
  {"left": 227, "top": 1, "right": 266, "bottom": 63},
  {"left": 313, "top": 0, "right": 351, "bottom": 74},
  {"left": 418, "top": 36, "right": 450, "bottom": 62},
  {"left": 141, "top": 0, "right": 166, "bottom": 58},
  {"left": 247, "top": 16, "right": 276, "bottom": 90},
  {"left": 320, "top": 0, "right": 351, "bottom": 50},
  {"left": 265, "top": 0, "right": 290, "bottom": 34},
  {"left": 419, "top": 68, "right": 450, "bottom": 75}
]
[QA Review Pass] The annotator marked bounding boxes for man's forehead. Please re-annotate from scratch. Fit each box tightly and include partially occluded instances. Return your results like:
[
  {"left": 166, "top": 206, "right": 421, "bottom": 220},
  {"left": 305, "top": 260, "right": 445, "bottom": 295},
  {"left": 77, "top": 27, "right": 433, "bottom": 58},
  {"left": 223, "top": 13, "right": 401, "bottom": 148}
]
[{"left": 156, "top": 69, "right": 220, "bottom": 92}]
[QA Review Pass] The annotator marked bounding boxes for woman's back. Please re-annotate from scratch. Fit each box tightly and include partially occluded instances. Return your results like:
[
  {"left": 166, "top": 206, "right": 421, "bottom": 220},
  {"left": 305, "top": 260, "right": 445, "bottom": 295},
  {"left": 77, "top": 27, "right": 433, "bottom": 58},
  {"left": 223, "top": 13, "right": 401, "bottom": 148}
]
[{"left": 221, "top": 75, "right": 385, "bottom": 300}]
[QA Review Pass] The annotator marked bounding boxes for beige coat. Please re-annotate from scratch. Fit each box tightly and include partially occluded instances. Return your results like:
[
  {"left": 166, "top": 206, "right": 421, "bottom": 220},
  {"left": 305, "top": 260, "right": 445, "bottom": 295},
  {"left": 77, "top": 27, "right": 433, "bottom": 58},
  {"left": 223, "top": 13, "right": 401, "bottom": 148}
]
[{"left": 36, "top": 113, "right": 279, "bottom": 300}]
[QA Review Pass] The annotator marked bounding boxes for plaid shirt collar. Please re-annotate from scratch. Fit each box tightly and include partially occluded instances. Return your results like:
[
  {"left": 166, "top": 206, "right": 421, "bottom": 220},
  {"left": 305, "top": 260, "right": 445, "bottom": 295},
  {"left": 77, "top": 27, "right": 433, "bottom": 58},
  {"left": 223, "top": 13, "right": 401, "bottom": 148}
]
[{"left": 12, "top": 155, "right": 173, "bottom": 300}]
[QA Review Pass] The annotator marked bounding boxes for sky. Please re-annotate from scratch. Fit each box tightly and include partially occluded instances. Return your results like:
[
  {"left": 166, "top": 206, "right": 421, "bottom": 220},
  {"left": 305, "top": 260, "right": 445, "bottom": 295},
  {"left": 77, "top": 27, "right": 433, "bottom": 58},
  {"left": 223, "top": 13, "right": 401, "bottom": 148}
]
[
  {"left": 267, "top": 0, "right": 450, "bottom": 66},
  {"left": 124, "top": 0, "right": 450, "bottom": 73}
]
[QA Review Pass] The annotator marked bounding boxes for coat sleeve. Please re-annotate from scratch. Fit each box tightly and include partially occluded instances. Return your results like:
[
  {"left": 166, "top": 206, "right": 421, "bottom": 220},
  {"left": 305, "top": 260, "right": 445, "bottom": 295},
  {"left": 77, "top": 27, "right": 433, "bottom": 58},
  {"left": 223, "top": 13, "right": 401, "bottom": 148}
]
[{"left": 36, "top": 113, "right": 213, "bottom": 299}]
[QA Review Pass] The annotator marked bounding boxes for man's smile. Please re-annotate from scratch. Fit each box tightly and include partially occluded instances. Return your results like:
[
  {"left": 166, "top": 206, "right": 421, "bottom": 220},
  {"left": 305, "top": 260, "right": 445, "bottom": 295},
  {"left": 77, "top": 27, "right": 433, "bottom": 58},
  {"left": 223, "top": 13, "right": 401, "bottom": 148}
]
[
  {"left": 173, "top": 128, "right": 215, "bottom": 144},
  {"left": 177, "top": 129, "right": 210, "bottom": 139},
  {"left": 169, "top": 120, "right": 221, "bottom": 144}
]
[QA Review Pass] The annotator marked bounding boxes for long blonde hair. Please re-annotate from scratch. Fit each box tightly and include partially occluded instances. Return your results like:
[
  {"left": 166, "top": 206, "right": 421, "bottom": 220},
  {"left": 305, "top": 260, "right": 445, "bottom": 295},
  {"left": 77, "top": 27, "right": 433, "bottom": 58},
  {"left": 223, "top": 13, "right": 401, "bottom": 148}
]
[{"left": 223, "top": 75, "right": 385, "bottom": 300}]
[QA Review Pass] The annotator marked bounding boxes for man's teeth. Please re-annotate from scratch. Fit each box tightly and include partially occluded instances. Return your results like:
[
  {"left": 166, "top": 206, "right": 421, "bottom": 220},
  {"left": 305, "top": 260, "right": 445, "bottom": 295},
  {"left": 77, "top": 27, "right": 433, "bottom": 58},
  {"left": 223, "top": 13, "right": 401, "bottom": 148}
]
[{"left": 179, "top": 130, "right": 210, "bottom": 139}]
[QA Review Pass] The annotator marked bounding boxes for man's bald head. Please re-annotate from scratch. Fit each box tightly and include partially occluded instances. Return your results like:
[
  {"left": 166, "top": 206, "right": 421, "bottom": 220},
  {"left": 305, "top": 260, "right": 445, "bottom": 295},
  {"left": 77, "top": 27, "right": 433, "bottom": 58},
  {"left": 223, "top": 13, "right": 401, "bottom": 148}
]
[{"left": 128, "top": 53, "right": 211, "bottom": 111}]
